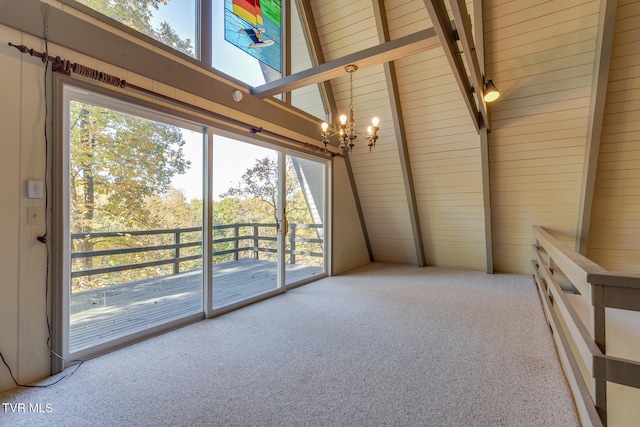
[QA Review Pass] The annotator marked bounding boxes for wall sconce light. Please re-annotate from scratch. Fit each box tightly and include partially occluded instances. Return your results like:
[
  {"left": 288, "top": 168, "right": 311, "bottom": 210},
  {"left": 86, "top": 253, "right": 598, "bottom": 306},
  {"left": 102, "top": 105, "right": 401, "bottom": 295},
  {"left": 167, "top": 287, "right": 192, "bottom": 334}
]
[{"left": 483, "top": 78, "right": 500, "bottom": 102}]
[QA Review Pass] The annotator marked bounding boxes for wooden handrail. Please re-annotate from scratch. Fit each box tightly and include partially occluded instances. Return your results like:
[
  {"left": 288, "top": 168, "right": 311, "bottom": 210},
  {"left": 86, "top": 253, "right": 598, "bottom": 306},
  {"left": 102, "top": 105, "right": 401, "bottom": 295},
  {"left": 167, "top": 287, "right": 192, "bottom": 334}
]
[
  {"left": 532, "top": 226, "right": 640, "bottom": 427},
  {"left": 71, "top": 223, "right": 323, "bottom": 280}
]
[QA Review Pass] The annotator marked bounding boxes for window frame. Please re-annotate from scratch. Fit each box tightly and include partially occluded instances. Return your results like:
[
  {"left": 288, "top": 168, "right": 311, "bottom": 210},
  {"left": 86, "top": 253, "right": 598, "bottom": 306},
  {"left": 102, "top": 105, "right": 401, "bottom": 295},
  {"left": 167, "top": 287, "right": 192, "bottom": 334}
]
[
  {"left": 53, "top": 75, "right": 210, "bottom": 366},
  {"left": 51, "top": 72, "right": 330, "bottom": 371},
  {"left": 57, "top": 0, "right": 288, "bottom": 88}
]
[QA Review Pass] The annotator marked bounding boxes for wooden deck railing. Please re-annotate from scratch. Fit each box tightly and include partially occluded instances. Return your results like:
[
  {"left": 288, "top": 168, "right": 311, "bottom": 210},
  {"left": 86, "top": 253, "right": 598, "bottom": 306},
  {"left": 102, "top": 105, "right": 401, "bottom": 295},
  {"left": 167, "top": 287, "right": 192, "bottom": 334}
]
[
  {"left": 532, "top": 226, "right": 640, "bottom": 427},
  {"left": 71, "top": 223, "right": 323, "bottom": 280}
]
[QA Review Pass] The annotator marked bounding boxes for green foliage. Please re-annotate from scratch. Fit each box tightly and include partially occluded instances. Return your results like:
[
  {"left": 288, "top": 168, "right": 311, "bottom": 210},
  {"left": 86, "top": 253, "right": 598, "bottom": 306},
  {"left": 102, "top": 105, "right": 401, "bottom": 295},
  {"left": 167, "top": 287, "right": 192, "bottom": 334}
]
[
  {"left": 70, "top": 101, "right": 190, "bottom": 233},
  {"left": 219, "top": 156, "right": 307, "bottom": 223},
  {"left": 75, "top": 0, "right": 194, "bottom": 56},
  {"left": 69, "top": 121, "right": 323, "bottom": 291}
]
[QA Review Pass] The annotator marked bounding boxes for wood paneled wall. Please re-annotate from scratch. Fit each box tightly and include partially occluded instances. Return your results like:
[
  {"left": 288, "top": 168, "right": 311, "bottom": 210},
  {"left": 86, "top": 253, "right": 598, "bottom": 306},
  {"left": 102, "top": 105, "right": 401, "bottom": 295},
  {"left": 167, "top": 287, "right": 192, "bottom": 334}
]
[
  {"left": 588, "top": 0, "right": 640, "bottom": 274},
  {"left": 313, "top": 0, "right": 418, "bottom": 264},
  {"left": 389, "top": 0, "right": 487, "bottom": 270},
  {"left": 484, "top": 0, "right": 600, "bottom": 273},
  {"left": 290, "top": 0, "right": 326, "bottom": 119}
]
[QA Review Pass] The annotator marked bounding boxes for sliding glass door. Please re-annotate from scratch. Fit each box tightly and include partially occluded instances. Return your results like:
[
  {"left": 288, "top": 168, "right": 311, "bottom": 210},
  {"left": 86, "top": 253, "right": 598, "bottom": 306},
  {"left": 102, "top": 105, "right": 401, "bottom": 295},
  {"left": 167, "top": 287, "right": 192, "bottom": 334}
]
[
  {"left": 61, "top": 85, "right": 205, "bottom": 357},
  {"left": 57, "top": 83, "right": 329, "bottom": 362},
  {"left": 285, "top": 154, "right": 326, "bottom": 286},
  {"left": 211, "top": 137, "right": 282, "bottom": 309},
  {"left": 210, "top": 139, "right": 328, "bottom": 309}
]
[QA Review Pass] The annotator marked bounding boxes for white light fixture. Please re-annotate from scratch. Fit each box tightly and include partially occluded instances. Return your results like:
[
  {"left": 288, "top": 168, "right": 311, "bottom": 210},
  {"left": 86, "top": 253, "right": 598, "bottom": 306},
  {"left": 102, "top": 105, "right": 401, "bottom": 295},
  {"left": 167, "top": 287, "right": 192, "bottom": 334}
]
[
  {"left": 483, "top": 78, "right": 500, "bottom": 102},
  {"left": 321, "top": 65, "right": 379, "bottom": 155}
]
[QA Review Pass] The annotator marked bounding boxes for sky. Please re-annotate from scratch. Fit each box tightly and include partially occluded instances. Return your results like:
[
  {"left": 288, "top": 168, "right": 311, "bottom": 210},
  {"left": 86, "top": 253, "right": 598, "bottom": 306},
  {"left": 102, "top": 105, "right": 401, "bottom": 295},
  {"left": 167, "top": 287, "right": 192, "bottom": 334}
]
[
  {"left": 169, "top": 132, "right": 277, "bottom": 202},
  {"left": 151, "top": 0, "right": 266, "bottom": 85},
  {"left": 150, "top": 0, "right": 275, "bottom": 201}
]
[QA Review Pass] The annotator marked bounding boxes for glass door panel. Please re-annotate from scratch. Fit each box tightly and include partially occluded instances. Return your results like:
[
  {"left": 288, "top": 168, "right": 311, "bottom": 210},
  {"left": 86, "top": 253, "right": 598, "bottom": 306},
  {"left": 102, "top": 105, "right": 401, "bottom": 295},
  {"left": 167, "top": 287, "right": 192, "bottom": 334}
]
[
  {"left": 285, "top": 155, "right": 326, "bottom": 286},
  {"left": 211, "top": 136, "right": 281, "bottom": 309},
  {"left": 64, "top": 88, "right": 204, "bottom": 355}
]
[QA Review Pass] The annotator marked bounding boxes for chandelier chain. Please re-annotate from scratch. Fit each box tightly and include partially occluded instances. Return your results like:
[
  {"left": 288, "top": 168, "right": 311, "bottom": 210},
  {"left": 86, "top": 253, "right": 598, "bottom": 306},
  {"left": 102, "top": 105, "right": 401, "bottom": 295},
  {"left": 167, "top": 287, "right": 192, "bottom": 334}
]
[{"left": 320, "top": 64, "right": 379, "bottom": 155}]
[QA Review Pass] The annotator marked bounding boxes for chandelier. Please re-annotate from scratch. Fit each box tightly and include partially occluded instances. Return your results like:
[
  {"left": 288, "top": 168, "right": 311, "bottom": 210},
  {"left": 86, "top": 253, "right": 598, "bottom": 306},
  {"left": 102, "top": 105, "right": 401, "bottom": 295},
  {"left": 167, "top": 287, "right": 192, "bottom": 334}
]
[{"left": 321, "top": 64, "right": 380, "bottom": 155}]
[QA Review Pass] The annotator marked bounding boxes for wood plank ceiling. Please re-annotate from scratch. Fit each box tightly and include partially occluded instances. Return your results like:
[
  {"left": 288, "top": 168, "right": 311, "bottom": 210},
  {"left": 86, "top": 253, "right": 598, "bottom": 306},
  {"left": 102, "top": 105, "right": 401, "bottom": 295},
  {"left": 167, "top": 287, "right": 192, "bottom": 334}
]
[
  {"left": 281, "top": 0, "right": 493, "bottom": 271},
  {"left": 256, "top": 0, "right": 635, "bottom": 275}
]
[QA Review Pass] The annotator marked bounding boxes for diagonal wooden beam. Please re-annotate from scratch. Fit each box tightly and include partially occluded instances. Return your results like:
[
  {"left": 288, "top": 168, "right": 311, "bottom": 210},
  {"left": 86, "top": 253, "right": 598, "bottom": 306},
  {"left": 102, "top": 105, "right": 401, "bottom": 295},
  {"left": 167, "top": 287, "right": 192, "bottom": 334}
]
[
  {"left": 449, "top": 0, "right": 490, "bottom": 130},
  {"left": 251, "top": 27, "right": 440, "bottom": 98},
  {"left": 577, "top": 0, "right": 618, "bottom": 255},
  {"left": 296, "top": 0, "right": 374, "bottom": 263},
  {"left": 295, "top": 0, "right": 336, "bottom": 124},
  {"left": 371, "top": 0, "right": 426, "bottom": 268},
  {"left": 422, "top": 0, "right": 480, "bottom": 132},
  {"left": 473, "top": 0, "right": 494, "bottom": 274}
]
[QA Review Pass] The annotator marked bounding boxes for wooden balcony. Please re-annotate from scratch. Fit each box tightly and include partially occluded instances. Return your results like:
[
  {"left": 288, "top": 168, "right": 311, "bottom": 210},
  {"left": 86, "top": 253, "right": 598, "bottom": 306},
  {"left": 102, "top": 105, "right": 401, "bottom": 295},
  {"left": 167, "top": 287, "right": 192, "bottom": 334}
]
[
  {"left": 70, "top": 258, "right": 324, "bottom": 351},
  {"left": 69, "top": 224, "right": 324, "bottom": 352}
]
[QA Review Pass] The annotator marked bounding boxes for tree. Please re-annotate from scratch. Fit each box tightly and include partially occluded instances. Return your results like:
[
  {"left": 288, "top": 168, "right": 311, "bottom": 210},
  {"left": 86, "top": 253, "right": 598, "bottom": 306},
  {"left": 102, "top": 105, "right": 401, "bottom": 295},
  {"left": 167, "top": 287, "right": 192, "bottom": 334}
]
[
  {"left": 69, "top": 101, "right": 191, "bottom": 270},
  {"left": 219, "top": 156, "right": 304, "bottom": 224},
  {"left": 76, "top": 0, "right": 194, "bottom": 56}
]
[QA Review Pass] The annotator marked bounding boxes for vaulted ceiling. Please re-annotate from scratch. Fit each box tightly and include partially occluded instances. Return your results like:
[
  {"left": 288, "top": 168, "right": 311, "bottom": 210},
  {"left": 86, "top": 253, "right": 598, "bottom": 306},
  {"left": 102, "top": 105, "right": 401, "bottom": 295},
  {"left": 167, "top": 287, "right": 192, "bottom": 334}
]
[
  {"left": 269, "top": 0, "right": 495, "bottom": 270},
  {"left": 250, "top": 0, "right": 630, "bottom": 275},
  {"left": 2, "top": 0, "right": 635, "bottom": 275}
]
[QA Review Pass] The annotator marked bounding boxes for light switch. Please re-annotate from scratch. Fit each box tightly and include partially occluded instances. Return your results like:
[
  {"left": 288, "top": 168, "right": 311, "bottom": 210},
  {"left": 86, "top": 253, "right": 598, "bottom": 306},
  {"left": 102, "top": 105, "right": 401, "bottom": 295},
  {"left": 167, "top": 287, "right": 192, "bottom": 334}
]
[{"left": 27, "top": 180, "right": 44, "bottom": 199}]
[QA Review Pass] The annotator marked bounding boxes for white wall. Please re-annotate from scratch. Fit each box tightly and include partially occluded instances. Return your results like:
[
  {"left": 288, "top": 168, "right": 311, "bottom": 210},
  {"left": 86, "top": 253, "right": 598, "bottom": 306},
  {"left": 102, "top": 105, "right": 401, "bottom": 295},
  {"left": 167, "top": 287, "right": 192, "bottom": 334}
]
[
  {"left": 0, "top": 14, "right": 362, "bottom": 392},
  {"left": 331, "top": 157, "right": 371, "bottom": 274},
  {"left": 0, "top": 26, "right": 51, "bottom": 392}
]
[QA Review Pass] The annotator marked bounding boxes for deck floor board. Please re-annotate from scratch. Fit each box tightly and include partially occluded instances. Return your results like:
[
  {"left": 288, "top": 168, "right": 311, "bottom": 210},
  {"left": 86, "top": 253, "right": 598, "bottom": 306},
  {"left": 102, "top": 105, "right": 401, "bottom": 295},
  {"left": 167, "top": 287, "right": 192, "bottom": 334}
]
[{"left": 70, "top": 258, "right": 323, "bottom": 351}]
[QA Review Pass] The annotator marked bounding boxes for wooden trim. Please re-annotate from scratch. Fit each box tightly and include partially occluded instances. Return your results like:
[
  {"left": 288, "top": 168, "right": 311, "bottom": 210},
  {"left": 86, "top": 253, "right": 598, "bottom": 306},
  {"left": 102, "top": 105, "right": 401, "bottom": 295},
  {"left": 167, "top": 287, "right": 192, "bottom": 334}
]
[
  {"left": 372, "top": 0, "right": 426, "bottom": 267},
  {"left": 533, "top": 226, "right": 640, "bottom": 426},
  {"left": 422, "top": 0, "right": 480, "bottom": 132},
  {"left": 588, "top": 272, "right": 640, "bottom": 289},
  {"left": 533, "top": 249, "right": 604, "bottom": 371},
  {"left": 591, "top": 284, "right": 606, "bottom": 354},
  {"left": 576, "top": 0, "right": 618, "bottom": 255},
  {"left": 606, "top": 356, "right": 640, "bottom": 389},
  {"left": 200, "top": 0, "right": 212, "bottom": 68},
  {"left": 534, "top": 226, "right": 609, "bottom": 296},
  {"left": 51, "top": 72, "right": 66, "bottom": 374},
  {"left": 450, "top": 0, "right": 490, "bottom": 130},
  {"left": 531, "top": 259, "right": 604, "bottom": 427},
  {"left": 251, "top": 27, "right": 440, "bottom": 98},
  {"left": 602, "top": 286, "right": 640, "bottom": 311},
  {"left": 475, "top": 1, "right": 493, "bottom": 274}
]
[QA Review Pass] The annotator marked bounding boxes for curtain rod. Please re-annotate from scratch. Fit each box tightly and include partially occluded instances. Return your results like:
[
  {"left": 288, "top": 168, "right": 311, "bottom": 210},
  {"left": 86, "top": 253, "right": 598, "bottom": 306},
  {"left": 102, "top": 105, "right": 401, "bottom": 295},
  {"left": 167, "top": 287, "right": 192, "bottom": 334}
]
[{"left": 8, "top": 42, "right": 340, "bottom": 158}]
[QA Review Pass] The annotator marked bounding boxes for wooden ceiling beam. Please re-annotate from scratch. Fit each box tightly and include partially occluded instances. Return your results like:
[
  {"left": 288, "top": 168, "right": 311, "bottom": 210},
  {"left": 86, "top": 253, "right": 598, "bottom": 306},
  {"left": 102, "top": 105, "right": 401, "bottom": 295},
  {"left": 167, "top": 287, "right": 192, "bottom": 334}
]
[
  {"left": 251, "top": 27, "right": 440, "bottom": 98},
  {"left": 449, "top": 0, "right": 490, "bottom": 130},
  {"left": 422, "top": 0, "right": 480, "bottom": 132},
  {"left": 577, "top": 0, "right": 618, "bottom": 255},
  {"left": 295, "top": 0, "right": 335, "bottom": 123},
  {"left": 296, "top": 0, "right": 374, "bottom": 263},
  {"left": 371, "top": 0, "right": 427, "bottom": 268}
]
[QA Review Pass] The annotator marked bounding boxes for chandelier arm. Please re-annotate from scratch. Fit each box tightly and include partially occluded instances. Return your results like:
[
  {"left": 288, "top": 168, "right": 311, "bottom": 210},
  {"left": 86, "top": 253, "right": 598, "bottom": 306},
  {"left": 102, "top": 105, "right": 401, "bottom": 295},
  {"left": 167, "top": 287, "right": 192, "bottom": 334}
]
[{"left": 320, "top": 64, "right": 379, "bottom": 156}]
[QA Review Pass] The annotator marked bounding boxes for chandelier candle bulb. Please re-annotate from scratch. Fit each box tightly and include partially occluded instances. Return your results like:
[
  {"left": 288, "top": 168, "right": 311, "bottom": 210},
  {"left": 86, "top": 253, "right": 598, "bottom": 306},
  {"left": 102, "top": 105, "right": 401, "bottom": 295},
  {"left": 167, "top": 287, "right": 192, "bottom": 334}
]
[{"left": 319, "top": 64, "right": 380, "bottom": 155}]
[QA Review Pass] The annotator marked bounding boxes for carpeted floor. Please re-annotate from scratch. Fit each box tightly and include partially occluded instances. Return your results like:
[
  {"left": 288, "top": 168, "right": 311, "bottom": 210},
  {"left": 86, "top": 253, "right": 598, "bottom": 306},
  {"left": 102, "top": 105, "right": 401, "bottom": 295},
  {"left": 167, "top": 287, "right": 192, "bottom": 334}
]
[{"left": 0, "top": 263, "right": 579, "bottom": 426}]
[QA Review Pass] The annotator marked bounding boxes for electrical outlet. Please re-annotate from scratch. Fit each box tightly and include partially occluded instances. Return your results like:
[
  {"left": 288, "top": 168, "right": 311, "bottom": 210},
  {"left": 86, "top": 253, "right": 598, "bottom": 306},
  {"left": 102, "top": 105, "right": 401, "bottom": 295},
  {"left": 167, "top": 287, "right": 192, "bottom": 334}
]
[{"left": 27, "top": 207, "right": 44, "bottom": 225}]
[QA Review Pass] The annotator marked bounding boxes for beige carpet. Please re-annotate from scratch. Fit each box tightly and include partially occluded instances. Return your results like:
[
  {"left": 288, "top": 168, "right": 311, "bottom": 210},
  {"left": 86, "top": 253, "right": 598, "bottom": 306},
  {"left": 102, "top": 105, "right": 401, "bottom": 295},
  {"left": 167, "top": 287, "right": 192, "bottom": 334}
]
[{"left": 0, "top": 263, "right": 579, "bottom": 426}]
